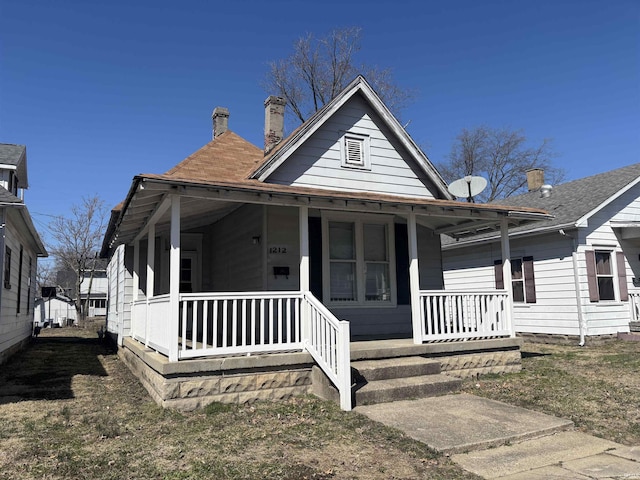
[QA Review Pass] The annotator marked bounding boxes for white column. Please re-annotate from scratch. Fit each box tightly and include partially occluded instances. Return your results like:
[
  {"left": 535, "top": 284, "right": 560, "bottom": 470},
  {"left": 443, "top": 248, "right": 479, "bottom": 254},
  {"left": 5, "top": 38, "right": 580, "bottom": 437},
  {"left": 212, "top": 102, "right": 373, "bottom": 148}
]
[
  {"left": 168, "top": 195, "right": 181, "bottom": 362},
  {"left": 500, "top": 217, "right": 515, "bottom": 337},
  {"left": 407, "top": 212, "right": 422, "bottom": 344},
  {"left": 299, "top": 206, "right": 309, "bottom": 292},
  {"left": 132, "top": 240, "right": 140, "bottom": 302},
  {"left": 145, "top": 223, "right": 155, "bottom": 348}
]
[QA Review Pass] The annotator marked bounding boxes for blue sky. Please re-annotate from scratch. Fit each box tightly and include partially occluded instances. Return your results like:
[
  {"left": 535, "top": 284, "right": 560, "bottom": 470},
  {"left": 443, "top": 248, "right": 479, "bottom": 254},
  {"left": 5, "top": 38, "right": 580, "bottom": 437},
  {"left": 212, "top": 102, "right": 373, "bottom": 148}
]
[{"left": 1, "top": 0, "right": 638, "bottom": 248}]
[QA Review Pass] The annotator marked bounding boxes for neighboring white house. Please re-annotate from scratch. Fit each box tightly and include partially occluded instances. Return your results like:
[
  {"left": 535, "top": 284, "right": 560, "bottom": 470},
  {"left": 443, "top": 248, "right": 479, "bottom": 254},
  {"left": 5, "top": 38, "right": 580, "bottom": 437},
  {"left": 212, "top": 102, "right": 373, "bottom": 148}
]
[
  {"left": 80, "top": 269, "right": 108, "bottom": 317},
  {"left": 34, "top": 294, "right": 76, "bottom": 327},
  {"left": 100, "top": 76, "right": 551, "bottom": 410},
  {"left": 442, "top": 165, "right": 640, "bottom": 344},
  {"left": 0, "top": 144, "right": 48, "bottom": 364}
]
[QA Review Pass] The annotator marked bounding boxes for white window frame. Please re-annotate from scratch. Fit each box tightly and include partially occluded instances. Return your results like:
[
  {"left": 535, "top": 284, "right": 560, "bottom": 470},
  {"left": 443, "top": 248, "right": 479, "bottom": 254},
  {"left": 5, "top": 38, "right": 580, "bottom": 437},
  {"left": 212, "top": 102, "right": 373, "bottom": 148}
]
[
  {"left": 321, "top": 212, "right": 396, "bottom": 308},
  {"left": 340, "top": 132, "right": 371, "bottom": 170}
]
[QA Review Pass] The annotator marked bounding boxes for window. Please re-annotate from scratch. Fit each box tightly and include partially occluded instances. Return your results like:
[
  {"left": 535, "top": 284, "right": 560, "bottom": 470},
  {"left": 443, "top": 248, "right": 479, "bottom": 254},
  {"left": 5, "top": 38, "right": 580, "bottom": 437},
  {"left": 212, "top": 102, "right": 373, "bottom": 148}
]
[
  {"left": 341, "top": 133, "right": 370, "bottom": 170},
  {"left": 323, "top": 215, "right": 395, "bottom": 306},
  {"left": 585, "top": 250, "right": 627, "bottom": 302},
  {"left": 494, "top": 256, "right": 536, "bottom": 303},
  {"left": 17, "top": 246, "right": 23, "bottom": 313},
  {"left": 4, "top": 246, "right": 11, "bottom": 289}
]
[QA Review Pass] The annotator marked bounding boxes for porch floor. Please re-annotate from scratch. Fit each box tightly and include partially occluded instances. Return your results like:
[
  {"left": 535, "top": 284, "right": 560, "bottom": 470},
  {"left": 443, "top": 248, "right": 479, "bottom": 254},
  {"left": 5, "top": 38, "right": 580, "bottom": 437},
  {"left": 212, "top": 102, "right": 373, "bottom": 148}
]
[{"left": 125, "top": 336, "right": 523, "bottom": 377}]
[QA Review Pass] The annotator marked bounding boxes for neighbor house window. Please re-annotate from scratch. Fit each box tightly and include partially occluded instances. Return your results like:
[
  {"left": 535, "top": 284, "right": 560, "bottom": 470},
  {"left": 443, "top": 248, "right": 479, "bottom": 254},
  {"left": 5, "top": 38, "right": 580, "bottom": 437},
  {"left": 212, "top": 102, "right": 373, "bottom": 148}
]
[
  {"left": 4, "top": 246, "right": 11, "bottom": 289},
  {"left": 494, "top": 257, "right": 536, "bottom": 303},
  {"left": 341, "top": 133, "right": 370, "bottom": 170},
  {"left": 322, "top": 214, "right": 395, "bottom": 306},
  {"left": 585, "top": 249, "right": 628, "bottom": 302}
]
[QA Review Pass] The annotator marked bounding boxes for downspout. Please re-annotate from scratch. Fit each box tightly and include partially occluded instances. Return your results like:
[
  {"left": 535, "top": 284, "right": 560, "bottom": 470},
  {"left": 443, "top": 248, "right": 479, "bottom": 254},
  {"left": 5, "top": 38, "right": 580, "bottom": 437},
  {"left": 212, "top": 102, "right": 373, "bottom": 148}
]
[{"left": 560, "top": 229, "right": 586, "bottom": 346}]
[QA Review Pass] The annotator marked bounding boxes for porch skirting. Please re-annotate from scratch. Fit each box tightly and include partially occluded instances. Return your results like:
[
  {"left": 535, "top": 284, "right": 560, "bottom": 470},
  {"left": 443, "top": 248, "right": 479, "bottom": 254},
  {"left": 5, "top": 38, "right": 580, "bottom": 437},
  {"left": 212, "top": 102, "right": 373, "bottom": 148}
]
[{"left": 118, "top": 337, "right": 523, "bottom": 411}]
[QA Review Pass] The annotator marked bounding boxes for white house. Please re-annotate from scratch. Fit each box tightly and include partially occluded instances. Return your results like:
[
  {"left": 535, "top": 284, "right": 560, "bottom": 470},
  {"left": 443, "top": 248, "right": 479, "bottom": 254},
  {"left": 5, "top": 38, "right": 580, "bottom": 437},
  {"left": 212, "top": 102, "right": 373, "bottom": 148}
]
[
  {"left": 34, "top": 294, "right": 76, "bottom": 327},
  {"left": 0, "top": 144, "right": 48, "bottom": 364},
  {"left": 100, "top": 77, "right": 551, "bottom": 410},
  {"left": 442, "top": 165, "right": 640, "bottom": 344}
]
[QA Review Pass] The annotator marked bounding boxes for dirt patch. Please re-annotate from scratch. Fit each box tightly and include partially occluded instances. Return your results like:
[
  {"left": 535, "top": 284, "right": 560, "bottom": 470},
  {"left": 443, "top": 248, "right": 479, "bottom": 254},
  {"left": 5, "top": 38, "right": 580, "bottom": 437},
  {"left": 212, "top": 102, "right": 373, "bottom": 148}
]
[{"left": 0, "top": 324, "right": 477, "bottom": 480}]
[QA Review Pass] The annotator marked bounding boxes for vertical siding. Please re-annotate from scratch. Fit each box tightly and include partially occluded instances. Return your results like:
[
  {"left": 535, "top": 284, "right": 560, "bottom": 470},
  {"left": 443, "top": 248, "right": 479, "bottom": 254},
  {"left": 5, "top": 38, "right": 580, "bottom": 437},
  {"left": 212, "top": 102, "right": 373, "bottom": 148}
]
[
  {"left": 266, "top": 94, "right": 438, "bottom": 198},
  {"left": 210, "top": 204, "right": 263, "bottom": 291}
]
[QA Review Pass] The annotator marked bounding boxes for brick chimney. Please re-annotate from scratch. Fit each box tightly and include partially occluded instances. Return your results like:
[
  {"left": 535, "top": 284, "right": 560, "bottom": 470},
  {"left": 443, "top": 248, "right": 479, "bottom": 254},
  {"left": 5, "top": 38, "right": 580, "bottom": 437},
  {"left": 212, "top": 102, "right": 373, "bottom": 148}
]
[
  {"left": 212, "top": 107, "right": 229, "bottom": 139},
  {"left": 526, "top": 168, "right": 544, "bottom": 191},
  {"left": 264, "top": 95, "right": 286, "bottom": 154}
]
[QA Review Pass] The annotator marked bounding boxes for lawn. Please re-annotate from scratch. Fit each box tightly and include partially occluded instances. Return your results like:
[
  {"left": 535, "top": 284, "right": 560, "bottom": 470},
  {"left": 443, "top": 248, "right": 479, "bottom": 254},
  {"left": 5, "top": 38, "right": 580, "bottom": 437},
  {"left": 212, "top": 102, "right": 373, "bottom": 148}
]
[
  {"left": 2, "top": 325, "right": 638, "bottom": 480},
  {"left": 0, "top": 322, "right": 476, "bottom": 480}
]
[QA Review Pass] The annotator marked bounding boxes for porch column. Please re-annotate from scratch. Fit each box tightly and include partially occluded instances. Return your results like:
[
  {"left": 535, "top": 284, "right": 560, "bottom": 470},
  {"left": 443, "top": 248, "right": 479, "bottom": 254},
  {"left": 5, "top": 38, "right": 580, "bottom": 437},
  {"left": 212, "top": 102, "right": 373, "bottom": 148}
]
[
  {"left": 299, "top": 206, "right": 309, "bottom": 292},
  {"left": 132, "top": 240, "right": 140, "bottom": 302},
  {"left": 500, "top": 217, "right": 515, "bottom": 337},
  {"left": 168, "top": 195, "right": 181, "bottom": 362},
  {"left": 145, "top": 223, "right": 155, "bottom": 348},
  {"left": 407, "top": 212, "right": 422, "bottom": 344},
  {"left": 299, "top": 206, "right": 310, "bottom": 343}
]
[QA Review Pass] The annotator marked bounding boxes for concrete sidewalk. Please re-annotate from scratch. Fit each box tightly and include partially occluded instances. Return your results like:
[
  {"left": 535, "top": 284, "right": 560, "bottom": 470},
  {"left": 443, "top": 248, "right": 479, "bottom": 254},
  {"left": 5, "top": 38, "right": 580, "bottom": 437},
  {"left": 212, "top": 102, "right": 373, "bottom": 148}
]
[{"left": 356, "top": 393, "right": 640, "bottom": 479}]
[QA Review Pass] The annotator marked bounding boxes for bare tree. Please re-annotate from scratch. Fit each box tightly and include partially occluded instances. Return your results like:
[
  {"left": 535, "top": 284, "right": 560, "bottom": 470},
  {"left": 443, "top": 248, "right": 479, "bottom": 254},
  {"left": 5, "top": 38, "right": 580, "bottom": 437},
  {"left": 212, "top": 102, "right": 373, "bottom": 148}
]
[
  {"left": 438, "top": 126, "right": 565, "bottom": 202},
  {"left": 47, "top": 196, "right": 107, "bottom": 326},
  {"left": 264, "top": 27, "right": 414, "bottom": 124}
]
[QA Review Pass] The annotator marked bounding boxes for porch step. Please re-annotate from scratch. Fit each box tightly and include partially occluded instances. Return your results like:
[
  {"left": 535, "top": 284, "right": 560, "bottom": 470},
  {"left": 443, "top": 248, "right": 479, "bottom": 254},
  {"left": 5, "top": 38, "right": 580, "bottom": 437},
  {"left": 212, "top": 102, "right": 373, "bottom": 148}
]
[
  {"left": 351, "top": 356, "right": 441, "bottom": 382},
  {"left": 630, "top": 321, "right": 640, "bottom": 332},
  {"left": 355, "top": 374, "right": 461, "bottom": 406},
  {"left": 312, "top": 355, "right": 462, "bottom": 407}
]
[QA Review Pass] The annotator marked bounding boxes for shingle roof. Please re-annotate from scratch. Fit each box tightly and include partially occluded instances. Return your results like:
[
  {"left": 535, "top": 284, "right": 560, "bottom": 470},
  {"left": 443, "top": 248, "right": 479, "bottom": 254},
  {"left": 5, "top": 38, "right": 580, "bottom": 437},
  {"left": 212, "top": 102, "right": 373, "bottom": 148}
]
[
  {"left": 443, "top": 163, "right": 640, "bottom": 246},
  {"left": 0, "top": 143, "right": 25, "bottom": 165},
  {"left": 164, "top": 131, "right": 263, "bottom": 183}
]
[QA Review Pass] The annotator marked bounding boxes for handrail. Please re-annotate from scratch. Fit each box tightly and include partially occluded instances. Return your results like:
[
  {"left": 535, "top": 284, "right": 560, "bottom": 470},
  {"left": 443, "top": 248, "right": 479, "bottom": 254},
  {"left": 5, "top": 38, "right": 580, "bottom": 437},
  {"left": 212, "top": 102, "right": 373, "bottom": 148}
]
[{"left": 302, "top": 292, "right": 352, "bottom": 411}]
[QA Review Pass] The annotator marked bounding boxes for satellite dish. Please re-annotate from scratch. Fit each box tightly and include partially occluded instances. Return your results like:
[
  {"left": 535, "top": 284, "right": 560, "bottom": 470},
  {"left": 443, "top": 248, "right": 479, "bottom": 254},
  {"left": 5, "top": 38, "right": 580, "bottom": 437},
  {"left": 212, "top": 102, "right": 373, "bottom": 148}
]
[{"left": 447, "top": 176, "right": 487, "bottom": 202}]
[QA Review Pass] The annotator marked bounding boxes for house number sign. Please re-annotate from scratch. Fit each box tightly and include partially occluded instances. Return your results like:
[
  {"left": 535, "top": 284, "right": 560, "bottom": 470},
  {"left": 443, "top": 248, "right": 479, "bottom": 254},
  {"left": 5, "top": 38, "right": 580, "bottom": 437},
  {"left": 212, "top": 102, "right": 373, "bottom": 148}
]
[{"left": 268, "top": 245, "right": 289, "bottom": 254}]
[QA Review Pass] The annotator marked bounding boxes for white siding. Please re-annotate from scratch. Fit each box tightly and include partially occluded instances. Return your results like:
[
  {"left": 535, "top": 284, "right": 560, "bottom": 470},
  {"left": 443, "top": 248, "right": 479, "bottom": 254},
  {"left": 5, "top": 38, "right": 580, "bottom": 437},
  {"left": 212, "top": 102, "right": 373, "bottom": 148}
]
[
  {"left": 443, "top": 233, "right": 582, "bottom": 336},
  {"left": 266, "top": 206, "right": 300, "bottom": 291},
  {"left": 106, "top": 244, "right": 133, "bottom": 341},
  {"left": 266, "top": 95, "right": 438, "bottom": 198},
  {"left": 0, "top": 211, "right": 39, "bottom": 361}
]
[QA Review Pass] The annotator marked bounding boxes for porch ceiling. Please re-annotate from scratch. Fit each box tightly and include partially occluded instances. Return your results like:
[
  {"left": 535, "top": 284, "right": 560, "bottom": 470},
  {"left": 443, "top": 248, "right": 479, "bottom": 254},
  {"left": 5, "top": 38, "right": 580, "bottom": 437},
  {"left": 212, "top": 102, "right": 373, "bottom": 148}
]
[{"left": 107, "top": 176, "right": 553, "bottom": 248}]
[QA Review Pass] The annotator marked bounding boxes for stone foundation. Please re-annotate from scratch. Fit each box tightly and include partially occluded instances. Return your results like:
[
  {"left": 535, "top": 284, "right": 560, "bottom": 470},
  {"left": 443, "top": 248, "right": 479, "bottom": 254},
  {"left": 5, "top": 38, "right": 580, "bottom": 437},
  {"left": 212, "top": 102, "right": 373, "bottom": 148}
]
[
  {"left": 119, "top": 340, "right": 313, "bottom": 411},
  {"left": 438, "top": 350, "right": 522, "bottom": 379}
]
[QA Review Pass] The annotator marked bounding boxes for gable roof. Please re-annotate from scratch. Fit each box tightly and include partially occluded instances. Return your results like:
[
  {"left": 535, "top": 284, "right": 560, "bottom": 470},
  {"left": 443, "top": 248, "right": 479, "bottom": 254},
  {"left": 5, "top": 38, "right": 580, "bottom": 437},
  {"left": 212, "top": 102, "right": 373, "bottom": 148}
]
[
  {"left": 101, "top": 78, "right": 553, "bottom": 255},
  {"left": 0, "top": 143, "right": 28, "bottom": 189},
  {"left": 443, "top": 163, "right": 640, "bottom": 247},
  {"left": 249, "top": 76, "right": 453, "bottom": 199}
]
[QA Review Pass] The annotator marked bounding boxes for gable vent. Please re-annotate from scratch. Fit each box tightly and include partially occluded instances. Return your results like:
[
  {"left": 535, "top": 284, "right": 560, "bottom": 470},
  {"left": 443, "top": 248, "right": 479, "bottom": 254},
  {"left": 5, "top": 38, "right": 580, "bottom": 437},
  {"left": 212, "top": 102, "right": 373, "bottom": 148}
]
[{"left": 345, "top": 137, "right": 364, "bottom": 166}]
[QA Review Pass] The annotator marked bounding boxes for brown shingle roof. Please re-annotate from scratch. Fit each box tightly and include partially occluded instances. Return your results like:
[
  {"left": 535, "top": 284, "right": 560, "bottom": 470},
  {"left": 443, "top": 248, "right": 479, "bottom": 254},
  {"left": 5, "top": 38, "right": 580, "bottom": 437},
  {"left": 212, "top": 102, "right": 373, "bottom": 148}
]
[{"left": 164, "top": 130, "right": 264, "bottom": 183}]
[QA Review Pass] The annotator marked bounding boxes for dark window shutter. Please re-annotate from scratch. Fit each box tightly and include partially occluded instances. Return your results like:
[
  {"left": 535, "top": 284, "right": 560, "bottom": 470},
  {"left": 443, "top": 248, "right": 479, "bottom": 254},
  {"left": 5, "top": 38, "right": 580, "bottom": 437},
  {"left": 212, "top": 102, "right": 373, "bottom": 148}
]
[
  {"left": 523, "top": 256, "right": 536, "bottom": 303},
  {"left": 494, "top": 260, "right": 504, "bottom": 289},
  {"left": 585, "top": 250, "right": 599, "bottom": 302},
  {"left": 616, "top": 251, "right": 628, "bottom": 301}
]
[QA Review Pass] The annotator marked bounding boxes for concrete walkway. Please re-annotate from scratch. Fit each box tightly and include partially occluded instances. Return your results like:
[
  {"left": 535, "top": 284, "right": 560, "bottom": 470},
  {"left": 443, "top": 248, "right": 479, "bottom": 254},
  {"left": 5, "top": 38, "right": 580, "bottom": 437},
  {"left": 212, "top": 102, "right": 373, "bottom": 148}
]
[{"left": 356, "top": 394, "right": 640, "bottom": 479}]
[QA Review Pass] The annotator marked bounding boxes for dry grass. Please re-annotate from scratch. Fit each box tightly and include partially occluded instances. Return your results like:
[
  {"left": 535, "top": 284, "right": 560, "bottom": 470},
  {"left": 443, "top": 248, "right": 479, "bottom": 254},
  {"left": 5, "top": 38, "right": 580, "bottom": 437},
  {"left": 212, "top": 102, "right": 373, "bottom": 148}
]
[
  {"left": 0, "top": 321, "right": 477, "bottom": 480},
  {"left": 461, "top": 339, "right": 640, "bottom": 446}
]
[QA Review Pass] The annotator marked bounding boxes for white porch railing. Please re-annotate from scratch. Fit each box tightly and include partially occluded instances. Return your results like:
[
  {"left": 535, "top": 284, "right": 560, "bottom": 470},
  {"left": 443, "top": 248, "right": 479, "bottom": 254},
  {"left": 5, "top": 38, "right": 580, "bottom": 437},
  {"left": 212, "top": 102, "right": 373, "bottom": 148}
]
[
  {"left": 302, "top": 292, "right": 351, "bottom": 411},
  {"left": 630, "top": 292, "right": 640, "bottom": 323},
  {"left": 419, "top": 289, "right": 512, "bottom": 341},
  {"left": 178, "top": 292, "right": 304, "bottom": 359},
  {"left": 132, "top": 294, "right": 171, "bottom": 356}
]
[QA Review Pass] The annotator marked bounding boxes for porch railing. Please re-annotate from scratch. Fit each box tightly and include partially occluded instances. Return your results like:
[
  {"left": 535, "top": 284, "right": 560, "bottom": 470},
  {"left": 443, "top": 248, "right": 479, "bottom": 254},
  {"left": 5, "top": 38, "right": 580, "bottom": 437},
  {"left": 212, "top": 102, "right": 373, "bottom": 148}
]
[
  {"left": 177, "top": 292, "right": 304, "bottom": 359},
  {"left": 631, "top": 292, "right": 640, "bottom": 323},
  {"left": 419, "top": 289, "right": 512, "bottom": 341},
  {"left": 302, "top": 292, "right": 351, "bottom": 411},
  {"left": 132, "top": 294, "right": 171, "bottom": 356}
]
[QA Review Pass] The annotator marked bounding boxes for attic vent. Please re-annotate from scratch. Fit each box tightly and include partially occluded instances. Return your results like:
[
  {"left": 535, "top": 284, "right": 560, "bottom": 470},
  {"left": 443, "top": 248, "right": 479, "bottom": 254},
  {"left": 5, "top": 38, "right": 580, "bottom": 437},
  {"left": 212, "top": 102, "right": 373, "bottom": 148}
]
[{"left": 341, "top": 133, "right": 370, "bottom": 170}]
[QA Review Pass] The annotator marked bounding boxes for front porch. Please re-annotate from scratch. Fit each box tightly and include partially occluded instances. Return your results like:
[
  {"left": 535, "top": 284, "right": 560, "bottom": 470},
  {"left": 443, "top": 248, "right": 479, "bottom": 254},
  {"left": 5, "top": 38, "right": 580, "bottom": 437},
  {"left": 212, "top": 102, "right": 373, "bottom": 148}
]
[{"left": 119, "top": 331, "right": 522, "bottom": 412}]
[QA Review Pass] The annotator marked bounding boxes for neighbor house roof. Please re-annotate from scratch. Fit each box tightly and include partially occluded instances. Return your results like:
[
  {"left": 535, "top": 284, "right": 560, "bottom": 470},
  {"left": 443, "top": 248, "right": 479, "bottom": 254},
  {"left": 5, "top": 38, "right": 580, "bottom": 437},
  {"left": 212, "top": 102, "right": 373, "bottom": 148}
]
[
  {"left": 0, "top": 143, "right": 29, "bottom": 189},
  {"left": 443, "top": 163, "right": 640, "bottom": 248}
]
